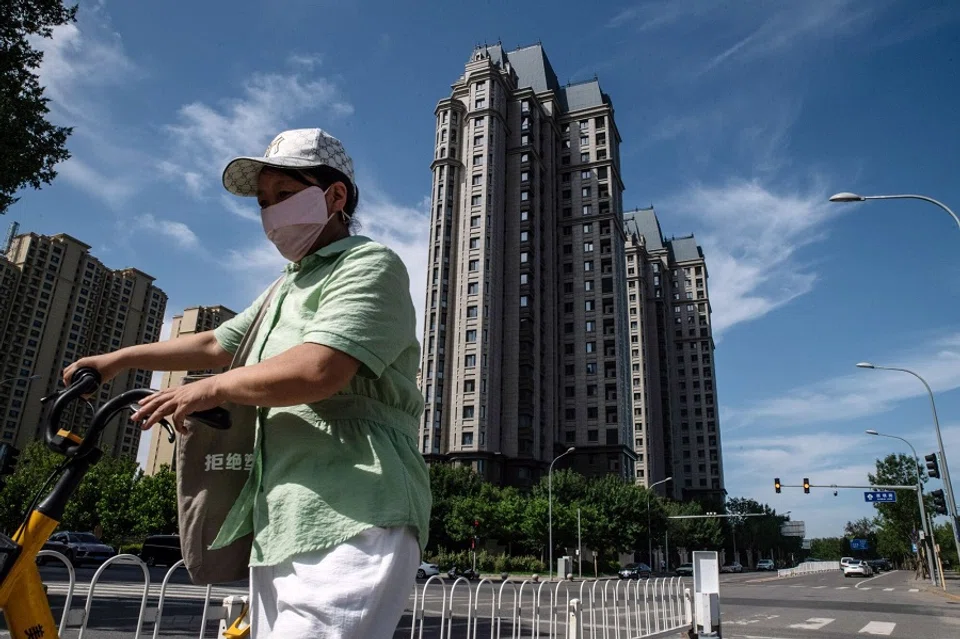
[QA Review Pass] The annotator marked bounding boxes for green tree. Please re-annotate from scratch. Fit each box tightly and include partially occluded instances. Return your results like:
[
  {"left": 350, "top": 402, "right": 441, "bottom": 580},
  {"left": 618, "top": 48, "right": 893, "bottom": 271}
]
[
  {"left": 665, "top": 500, "right": 723, "bottom": 560},
  {"left": 1, "top": 0, "right": 78, "bottom": 213},
  {"left": 0, "top": 440, "right": 59, "bottom": 535},
  {"left": 809, "top": 537, "right": 844, "bottom": 560},
  {"left": 128, "top": 465, "right": 178, "bottom": 539},
  {"left": 869, "top": 453, "right": 925, "bottom": 564},
  {"left": 426, "top": 463, "right": 484, "bottom": 551},
  {"left": 933, "top": 521, "right": 958, "bottom": 569}
]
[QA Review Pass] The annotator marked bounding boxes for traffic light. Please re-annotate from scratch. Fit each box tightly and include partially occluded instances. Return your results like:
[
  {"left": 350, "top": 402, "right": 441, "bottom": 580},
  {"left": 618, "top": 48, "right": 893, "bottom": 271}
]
[
  {"left": 925, "top": 453, "right": 940, "bottom": 479},
  {"left": 774, "top": 478, "right": 781, "bottom": 494},
  {"left": 931, "top": 489, "right": 948, "bottom": 516},
  {"left": 803, "top": 478, "right": 810, "bottom": 494}
]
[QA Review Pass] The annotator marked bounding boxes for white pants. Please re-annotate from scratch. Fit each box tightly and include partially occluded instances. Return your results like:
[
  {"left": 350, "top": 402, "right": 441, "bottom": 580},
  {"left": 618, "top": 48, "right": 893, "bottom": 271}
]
[{"left": 250, "top": 527, "right": 420, "bottom": 638}]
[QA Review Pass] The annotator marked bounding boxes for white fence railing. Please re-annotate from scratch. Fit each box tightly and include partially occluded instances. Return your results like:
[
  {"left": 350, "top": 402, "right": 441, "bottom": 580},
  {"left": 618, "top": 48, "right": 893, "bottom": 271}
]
[
  {"left": 404, "top": 576, "right": 692, "bottom": 639},
  {"left": 777, "top": 561, "right": 840, "bottom": 578},
  {"left": 32, "top": 554, "right": 692, "bottom": 639}
]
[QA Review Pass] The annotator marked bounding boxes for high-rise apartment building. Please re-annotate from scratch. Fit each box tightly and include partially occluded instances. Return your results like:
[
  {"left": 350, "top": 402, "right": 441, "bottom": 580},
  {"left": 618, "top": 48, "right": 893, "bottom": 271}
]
[
  {"left": 144, "top": 304, "right": 236, "bottom": 475},
  {"left": 420, "top": 43, "right": 634, "bottom": 486},
  {"left": 0, "top": 232, "right": 167, "bottom": 458},
  {"left": 420, "top": 43, "right": 725, "bottom": 498},
  {"left": 624, "top": 208, "right": 724, "bottom": 501}
]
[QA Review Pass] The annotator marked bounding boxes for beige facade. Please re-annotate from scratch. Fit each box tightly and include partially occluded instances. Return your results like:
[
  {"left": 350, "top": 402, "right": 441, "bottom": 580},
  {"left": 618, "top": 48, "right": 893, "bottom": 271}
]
[
  {"left": 420, "top": 44, "right": 635, "bottom": 486},
  {"left": 0, "top": 232, "right": 166, "bottom": 458},
  {"left": 624, "top": 208, "right": 725, "bottom": 501},
  {"left": 144, "top": 305, "right": 236, "bottom": 475}
]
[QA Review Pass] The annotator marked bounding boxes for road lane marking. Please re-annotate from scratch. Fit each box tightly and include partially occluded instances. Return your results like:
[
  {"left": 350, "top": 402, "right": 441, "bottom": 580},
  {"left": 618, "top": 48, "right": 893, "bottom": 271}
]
[
  {"left": 789, "top": 618, "right": 834, "bottom": 630},
  {"left": 909, "top": 588, "right": 919, "bottom": 592},
  {"left": 859, "top": 621, "right": 896, "bottom": 635},
  {"left": 854, "top": 569, "right": 900, "bottom": 589},
  {"left": 883, "top": 587, "right": 894, "bottom": 591},
  {"left": 861, "top": 587, "right": 872, "bottom": 590},
  {"left": 836, "top": 586, "right": 850, "bottom": 589},
  {"left": 789, "top": 585, "right": 804, "bottom": 588},
  {"left": 811, "top": 585, "right": 827, "bottom": 589}
]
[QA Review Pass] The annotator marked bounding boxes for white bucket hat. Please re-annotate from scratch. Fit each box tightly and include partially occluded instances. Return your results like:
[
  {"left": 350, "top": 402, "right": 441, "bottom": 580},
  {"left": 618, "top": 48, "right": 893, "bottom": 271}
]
[{"left": 222, "top": 128, "right": 356, "bottom": 197}]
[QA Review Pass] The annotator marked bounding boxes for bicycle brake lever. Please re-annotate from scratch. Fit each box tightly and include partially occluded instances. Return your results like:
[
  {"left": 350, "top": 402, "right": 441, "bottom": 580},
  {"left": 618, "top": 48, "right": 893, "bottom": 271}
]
[{"left": 130, "top": 403, "right": 176, "bottom": 443}]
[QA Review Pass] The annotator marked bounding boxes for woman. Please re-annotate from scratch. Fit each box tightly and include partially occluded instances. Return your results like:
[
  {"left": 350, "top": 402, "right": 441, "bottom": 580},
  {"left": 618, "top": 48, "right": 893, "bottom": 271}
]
[{"left": 64, "top": 128, "right": 431, "bottom": 638}]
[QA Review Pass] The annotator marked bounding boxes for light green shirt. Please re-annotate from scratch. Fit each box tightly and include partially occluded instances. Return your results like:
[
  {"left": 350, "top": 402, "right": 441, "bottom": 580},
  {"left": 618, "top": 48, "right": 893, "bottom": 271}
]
[{"left": 209, "top": 235, "right": 430, "bottom": 567}]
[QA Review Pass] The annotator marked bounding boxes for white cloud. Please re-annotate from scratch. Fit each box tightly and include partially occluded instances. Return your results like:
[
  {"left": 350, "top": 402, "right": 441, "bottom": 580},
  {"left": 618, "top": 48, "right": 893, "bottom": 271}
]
[
  {"left": 136, "top": 214, "right": 200, "bottom": 249},
  {"left": 58, "top": 157, "right": 137, "bottom": 208},
  {"left": 164, "top": 71, "right": 353, "bottom": 197},
  {"left": 726, "top": 332, "right": 960, "bottom": 430},
  {"left": 219, "top": 195, "right": 261, "bottom": 222},
  {"left": 665, "top": 179, "right": 835, "bottom": 335},
  {"left": 287, "top": 53, "right": 323, "bottom": 69}
]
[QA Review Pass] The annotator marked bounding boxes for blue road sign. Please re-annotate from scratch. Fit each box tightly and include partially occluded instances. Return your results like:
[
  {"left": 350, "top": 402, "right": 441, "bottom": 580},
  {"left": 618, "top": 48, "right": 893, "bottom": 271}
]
[
  {"left": 850, "top": 539, "right": 869, "bottom": 551},
  {"left": 864, "top": 491, "right": 897, "bottom": 503}
]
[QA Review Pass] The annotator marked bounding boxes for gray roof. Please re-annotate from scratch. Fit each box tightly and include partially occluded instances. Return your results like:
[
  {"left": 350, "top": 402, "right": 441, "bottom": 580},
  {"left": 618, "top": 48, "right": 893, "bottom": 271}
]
[
  {"left": 623, "top": 208, "right": 665, "bottom": 252},
  {"left": 666, "top": 236, "right": 702, "bottom": 263},
  {"left": 471, "top": 44, "right": 606, "bottom": 113}
]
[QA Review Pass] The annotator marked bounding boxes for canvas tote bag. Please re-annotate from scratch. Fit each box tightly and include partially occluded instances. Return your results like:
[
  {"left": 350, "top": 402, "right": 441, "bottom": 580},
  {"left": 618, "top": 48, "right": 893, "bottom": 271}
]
[{"left": 175, "top": 278, "right": 282, "bottom": 585}]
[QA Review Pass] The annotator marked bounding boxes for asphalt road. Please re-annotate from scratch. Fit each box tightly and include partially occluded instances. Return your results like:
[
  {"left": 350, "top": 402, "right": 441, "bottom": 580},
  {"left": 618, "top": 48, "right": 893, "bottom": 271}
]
[{"left": 1, "top": 566, "right": 956, "bottom": 638}]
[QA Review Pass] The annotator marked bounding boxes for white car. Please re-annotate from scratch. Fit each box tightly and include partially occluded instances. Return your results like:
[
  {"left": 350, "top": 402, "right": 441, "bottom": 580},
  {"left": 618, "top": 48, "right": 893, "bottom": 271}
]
[
  {"left": 839, "top": 556, "right": 857, "bottom": 569},
  {"left": 756, "top": 559, "right": 775, "bottom": 571},
  {"left": 417, "top": 561, "right": 440, "bottom": 579},
  {"left": 843, "top": 560, "right": 874, "bottom": 578}
]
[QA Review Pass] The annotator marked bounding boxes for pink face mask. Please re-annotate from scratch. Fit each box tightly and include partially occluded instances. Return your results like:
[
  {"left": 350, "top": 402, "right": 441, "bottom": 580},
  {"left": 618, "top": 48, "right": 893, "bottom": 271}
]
[{"left": 261, "top": 186, "right": 342, "bottom": 262}]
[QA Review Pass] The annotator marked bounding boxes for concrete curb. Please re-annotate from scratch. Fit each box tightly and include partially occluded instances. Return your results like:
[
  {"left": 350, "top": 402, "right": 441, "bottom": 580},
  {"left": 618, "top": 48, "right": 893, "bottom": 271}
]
[{"left": 913, "top": 580, "right": 960, "bottom": 601}]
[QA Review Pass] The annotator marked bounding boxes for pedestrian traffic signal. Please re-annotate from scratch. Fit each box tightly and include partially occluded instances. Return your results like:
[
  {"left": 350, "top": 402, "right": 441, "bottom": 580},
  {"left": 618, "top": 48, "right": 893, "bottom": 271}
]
[
  {"left": 774, "top": 478, "right": 781, "bottom": 494},
  {"left": 925, "top": 453, "right": 940, "bottom": 479},
  {"left": 931, "top": 489, "right": 948, "bottom": 516},
  {"left": 803, "top": 478, "right": 810, "bottom": 494}
]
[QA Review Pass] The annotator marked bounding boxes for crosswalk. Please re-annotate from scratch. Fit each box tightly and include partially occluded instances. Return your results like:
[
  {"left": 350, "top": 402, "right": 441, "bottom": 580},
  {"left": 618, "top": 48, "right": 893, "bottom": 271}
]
[
  {"left": 746, "top": 583, "right": 920, "bottom": 593},
  {"left": 733, "top": 615, "right": 899, "bottom": 636},
  {"left": 43, "top": 581, "right": 247, "bottom": 602}
]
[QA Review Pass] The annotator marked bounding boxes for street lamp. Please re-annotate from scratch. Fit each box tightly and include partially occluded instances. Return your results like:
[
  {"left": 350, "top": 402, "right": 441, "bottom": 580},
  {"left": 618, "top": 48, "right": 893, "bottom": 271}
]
[
  {"left": 857, "top": 363, "right": 960, "bottom": 556},
  {"left": 647, "top": 476, "right": 673, "bottom": 571},
  {"left": 829, "top": 192, "right": 960, "bottom": 230},
  {"left": 0, "top": 374, "right": 41, "bottom": 388},
  {"left": 548, "top": 446, "right": 575, "bottom": 580},
  {"left": 865, "top": 429, "right": 939, "bottom": 585}
]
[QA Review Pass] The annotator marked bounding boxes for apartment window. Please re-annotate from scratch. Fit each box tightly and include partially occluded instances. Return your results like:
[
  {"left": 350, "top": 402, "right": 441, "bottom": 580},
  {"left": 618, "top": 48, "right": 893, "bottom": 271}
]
[
  {"left": 521, "top": 99, "right": 530, "bottom": 112},
  {"left": 520, "top": 190, "right": 530, "bottom": 201},
  {"left": 520, "top": 231, "right": 529, "bottom": 242},
  {"left": 586, "top": 341, "right": 596, "bottom": 353},
  {"left": 520, "top": 295, "right": 529, "bottom": 307},
  {"left": 520, "top": 252, "right": 529, "bottom": 263},
  {"left": 471, "top": 195, "right": 482, "bottom": 207},
  {"left": 463, "top": 406, "right": 475, "bottom": 419},
  {"left": 473, "top": 155, "right": 483, "bottom": 166},
  {"left": 583, "top": 223, "right": 593, "bottom": 233},
  {"left": 520, "top": 134, "right": 529, "bottom": 145},
  {"left": 584, "top": 241, "right": 594, "bottom": 253},
  {"left": 564, "top": 302, "right": 574, "bottom": 313},
  {"left": 466, "top": 329, "right": 477, "bottom": 342},
  {"left": 562, "top": 189, "right": 571, "bottom": 200},
  {"left": 521, "top": 152, "right": 529, "bottom": 162},
  {"left": 581, "top": 170, "right": 591, "bottom": 180},
  {"left": 582, "top": 205, "right": 592, "bottom": 216},
  {"left": 563, "top": 244, "right": 573, "bottom": 255},
  {"left": 586, "top": 320, "right": 595, "bottom": 332},
  {"left": 582, "top": 186, "right": 591, "bottom": 197},
  {"left": 467, "top": 306, "right": 478, "bottom": 318},
  {"left": 475, "top": 98, "right": 485, "bottom": 109},
  {"left": 581, "top": 152, "right": 590, "bottom": 162},
  {"left": 584, "top": 260, "right": 593, "bottom": 272},
  {"left": 565, "top": 407, "right": 576, "bottom": 419},
  {"left": 564, "top": 322, "right": 574, "bottom": 334},
  {"left": 587, "top": 429, "right": 598, "bottom": 442},
  {"left": 579, "top": 120, "right": 589, "bottom": 130},
  {"left": 469, "top": 259, "right": 479, "bottom": 271},
  {"left": 462, "top": 432, "right": 474, "bottom": 446},
  {"left": 586, "top": 363, "right": 597, "bottom": 375},
  {"left": 520, "top": 273, "right": 529, "bottom": 285},
  {"left": 470, "top": 237, "right": 480, "bottom": 249},
  {"left": 473, "top": 135, "right": 483, "bottom": 146},
  {"left": 465, "top": 354, "right": 476, "bottom": 367},
  {"left": 598, "top": 167, "right": 608, "bottom": 179},
  {"left": 585, "top": 300, "right": 595, "bottom": 312},
  {"left": 580, "top": 135, "right": 589, "bottom": 147},
  {"left": 462, "top": 379, "right": 476, "bottom": 393},
  {"left": 585, "top": 280, "right": 594, "bottom": 291},
  {"left": 467, "top": 282, "right": 478, "bottom": 295},
  {"left": 564, "top": 343, "right": 575, "bottom": 355},
  {"left": 563, "top": 207, "right": 572, "bottom": 218},
  {"left": 520, "top": 171, "right": 529, "bottom": 182},
  {"left": 520, "top": 210, "right": 529, "bottom": 221}
]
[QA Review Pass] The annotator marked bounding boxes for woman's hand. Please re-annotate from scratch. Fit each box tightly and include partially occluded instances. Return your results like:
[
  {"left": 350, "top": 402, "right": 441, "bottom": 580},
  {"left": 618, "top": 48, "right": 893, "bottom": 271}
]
[
  {"left": 63, "top": 352, "right": 125, "bottom": 388},
  {"left": 132, "top": 376, "right": 223, "bottom": 434}
]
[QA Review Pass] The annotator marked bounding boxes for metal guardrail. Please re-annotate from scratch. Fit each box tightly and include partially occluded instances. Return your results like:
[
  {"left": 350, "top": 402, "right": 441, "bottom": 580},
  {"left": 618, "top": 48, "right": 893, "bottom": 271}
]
[
  {"left": 405, "top": 576, "right": 692, "bottom": 639},
  {"left": 777, "top": 561, "right": 840, "bottom": 578},
  {"left": 30, "top": 554, "right": 692, "bottom": 639}
]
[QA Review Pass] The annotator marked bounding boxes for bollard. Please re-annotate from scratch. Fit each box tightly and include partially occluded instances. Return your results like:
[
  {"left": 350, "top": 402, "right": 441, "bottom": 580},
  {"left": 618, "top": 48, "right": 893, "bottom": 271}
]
[{"left": 566, "top": 598, "right": 582, "bottom": 639}]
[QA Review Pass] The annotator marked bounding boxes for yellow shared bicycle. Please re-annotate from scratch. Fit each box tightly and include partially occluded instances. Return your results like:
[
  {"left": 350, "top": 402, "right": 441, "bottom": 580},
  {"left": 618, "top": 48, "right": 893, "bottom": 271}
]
[{"left": 0, "top": 367, "right": 240, "bottom": 638}]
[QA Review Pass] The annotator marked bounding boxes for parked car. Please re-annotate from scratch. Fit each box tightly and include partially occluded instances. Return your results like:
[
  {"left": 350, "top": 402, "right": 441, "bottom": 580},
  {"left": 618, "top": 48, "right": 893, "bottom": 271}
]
[
  {"left": 866, "top": 558, "right": 890, "bottom": 572},
  {"left": 417, "top": 560, "right": 440, "bottom": 579},
  {"left": 843, "top": 560, "right": 874, "bottom": 578},
  {"left": 756, "top": 559, "right": 776, "bottom": 572},
  {"left": 139, "top": 534, "right": 182, "bottom": 567},
  {"left": 839, "top": 557, "right": 858, "bottom": 570},
  {"left": 675, "top": 563, "right": 694, "bottom": 577},
  {"left": 447, "top": 566, "right": 479, "bottom": 580},
  {"left": 47, "top": 531, "right": 116, "bottom": 567},
  {"left": 618, "top": 563, "right": 652, "bottom": 580},
  {"left": 720, "top": 562, "right": 743, "bottom": 574},
  {"left": 36, "top": 539, "right": 70, "bottom": 566}
]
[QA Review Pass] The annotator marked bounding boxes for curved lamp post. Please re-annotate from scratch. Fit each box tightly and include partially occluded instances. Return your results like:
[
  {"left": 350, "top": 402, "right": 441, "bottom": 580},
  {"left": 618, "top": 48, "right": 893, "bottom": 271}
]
[
  {"left": 548, "top": 446, "right": 576, "bottom": 580},
  {"left": 829, "top": 192, "right": 960, "bottom": 230},
  {"left": 647, "top": 476, "right": 673, "bottom": 570}
]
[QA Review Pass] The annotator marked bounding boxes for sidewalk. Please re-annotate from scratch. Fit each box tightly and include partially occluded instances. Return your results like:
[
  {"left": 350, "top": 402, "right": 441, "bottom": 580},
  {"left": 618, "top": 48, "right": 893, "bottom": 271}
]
[{"left": 914, "top": 570, "right": 960, "bottom": 600}]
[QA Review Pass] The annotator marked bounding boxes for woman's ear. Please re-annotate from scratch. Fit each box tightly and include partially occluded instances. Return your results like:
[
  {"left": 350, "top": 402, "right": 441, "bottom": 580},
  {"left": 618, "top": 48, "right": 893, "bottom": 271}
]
[{"left": 327, "top": 181, "right": 349, "bottom": 215}]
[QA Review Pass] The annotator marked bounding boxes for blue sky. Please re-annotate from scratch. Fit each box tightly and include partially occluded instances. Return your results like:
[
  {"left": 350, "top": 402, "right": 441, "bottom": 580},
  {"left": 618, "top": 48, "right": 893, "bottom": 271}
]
[{"left": 11, "top": 0, "right": 960, "bottom": 537}]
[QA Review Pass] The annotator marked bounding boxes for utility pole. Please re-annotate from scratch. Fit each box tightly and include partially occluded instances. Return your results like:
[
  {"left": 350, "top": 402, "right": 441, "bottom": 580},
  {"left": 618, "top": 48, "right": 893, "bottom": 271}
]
[{"left": 577, "top": 507, "right": 582, "bottom": 579}]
